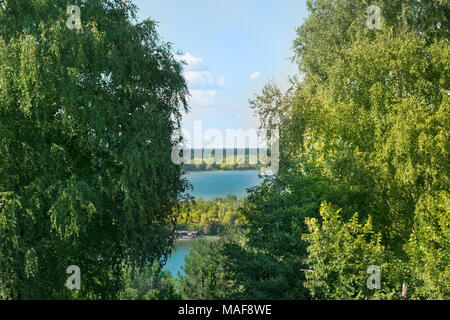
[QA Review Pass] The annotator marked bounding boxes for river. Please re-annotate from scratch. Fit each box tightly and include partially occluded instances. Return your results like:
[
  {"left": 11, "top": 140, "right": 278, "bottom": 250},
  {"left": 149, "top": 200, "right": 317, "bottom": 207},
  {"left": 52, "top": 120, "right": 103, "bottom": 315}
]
[
  {"left": 163, "top": 170, "right": 261, "bottom": 276},
  {"left": 184, "top": 170, "right": 261, "bottom": 200}
]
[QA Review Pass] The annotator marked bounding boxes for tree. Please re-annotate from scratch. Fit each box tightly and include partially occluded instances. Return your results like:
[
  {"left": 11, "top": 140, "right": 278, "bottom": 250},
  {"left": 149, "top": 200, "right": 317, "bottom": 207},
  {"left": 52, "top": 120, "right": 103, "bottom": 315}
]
[
  {"left": 222, "top": 176, "right": 317, "bottom": 300},
  {"left": 302, "top": 203, "right": 399, "bottom": 300},
  {"left": 176, "top": 197, "right": 242, "bottom": 236},
  {"left": 0, "top": 0, "right": 189, "bottom": 299},
  {"left": 405, "top": 191, "right": 450, "bottom": 300},
  {"left": 293, "top": 0, "right": 449, "bottom": 82},
  {"left": 178, "top": 237, "right": 240, "bottom": 300},
  {"left": 120, "top": 262, "right": 180, "bottom": 300},
  {"left": 227, "top": 1, "right": 448, "bottom": 300}
]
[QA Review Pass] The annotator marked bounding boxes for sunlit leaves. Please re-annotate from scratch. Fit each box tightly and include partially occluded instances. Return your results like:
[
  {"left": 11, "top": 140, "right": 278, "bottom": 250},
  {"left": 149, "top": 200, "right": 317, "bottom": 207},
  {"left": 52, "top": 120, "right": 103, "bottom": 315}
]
[{"left": 0, "top": 0, "right": 188, "bottom": 299}]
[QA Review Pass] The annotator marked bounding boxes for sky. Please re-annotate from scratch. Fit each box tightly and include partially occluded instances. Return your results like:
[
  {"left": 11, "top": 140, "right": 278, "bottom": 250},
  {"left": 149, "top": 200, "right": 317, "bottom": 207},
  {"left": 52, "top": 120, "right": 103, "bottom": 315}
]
[{"left": 132, "top": 0, "right": 309, "bottom": 147}]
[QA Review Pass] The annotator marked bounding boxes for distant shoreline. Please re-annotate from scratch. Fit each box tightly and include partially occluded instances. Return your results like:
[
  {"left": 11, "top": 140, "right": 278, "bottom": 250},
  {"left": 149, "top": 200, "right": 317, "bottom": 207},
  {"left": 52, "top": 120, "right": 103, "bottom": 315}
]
[
  {"left": 175, "top": 235, "right": 220, "bottom": 242},
  {"left": 181, "top": 148, "right": 268, "bottom": 172},
  {"left": 183, "top": 165, "right": 262, "bottom": 172},
  {"left": 184, "top": 168, "right": 260, "bottom": 172}
]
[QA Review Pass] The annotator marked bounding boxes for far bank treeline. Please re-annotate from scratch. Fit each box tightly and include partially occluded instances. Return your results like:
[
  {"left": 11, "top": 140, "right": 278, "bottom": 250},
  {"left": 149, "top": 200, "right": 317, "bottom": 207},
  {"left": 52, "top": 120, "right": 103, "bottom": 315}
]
[{"left": 182, "top": 149, "right": 263, "bottom": 171}]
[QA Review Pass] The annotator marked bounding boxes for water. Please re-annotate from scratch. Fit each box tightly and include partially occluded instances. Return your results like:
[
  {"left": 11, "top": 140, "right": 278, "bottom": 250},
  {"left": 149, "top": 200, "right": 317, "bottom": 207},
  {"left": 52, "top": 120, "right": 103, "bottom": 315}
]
[
  {"left": 164, "top": 240, "right": 196, "bottom": 277},
  {"left": 184, "top": 170, "right": 261, "bottom": 200},
  {"left": 164, "top": 170, "right": 262, "bottom": 276}
]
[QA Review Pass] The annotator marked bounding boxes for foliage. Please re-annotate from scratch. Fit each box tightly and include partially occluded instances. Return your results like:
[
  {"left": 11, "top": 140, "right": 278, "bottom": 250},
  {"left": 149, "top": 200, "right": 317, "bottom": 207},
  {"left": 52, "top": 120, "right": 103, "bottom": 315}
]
[
  {"left": 405, "top": 191, "right": 450, "bottom": 300},
  {"left": 177, "top": 196, "right": 242, "bottom": 236},
  {"left": 183, "top": 162, "right": 259, "bottom": 171},
  {"left": 223, "top": 0, "right": 449, "bottom": 300},
  {"left": 177, "top": 237, "right": 241, "bottom": 300},
  {"left": 120, "top": 262, "right": 180, "bottom": 300},
  {"left": 221, "top": 175, "right": 321, "bottom": 300},
  {"left": 0, "top": 0, "right": 188, "bottom": 299},
  {"left": 302, "top": 202, "right": 399, "bottom": 300},
  {"left": 182, "top": 150, "right": 262, "bottom": 171}
]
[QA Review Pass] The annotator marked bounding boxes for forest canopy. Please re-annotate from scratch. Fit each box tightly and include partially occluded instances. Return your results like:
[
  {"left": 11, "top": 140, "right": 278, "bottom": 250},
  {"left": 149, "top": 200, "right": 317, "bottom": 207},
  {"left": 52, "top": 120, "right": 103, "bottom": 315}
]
[{"left": 0, "top": 0, "right": 188, "bottom": 299}]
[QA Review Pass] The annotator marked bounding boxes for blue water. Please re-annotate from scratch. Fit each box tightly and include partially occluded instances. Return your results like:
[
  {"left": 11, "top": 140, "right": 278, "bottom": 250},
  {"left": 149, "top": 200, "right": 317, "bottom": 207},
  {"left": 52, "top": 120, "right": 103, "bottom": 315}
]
[
  {"left": 164, "top": 240, "right": 196, "bottom": 277},
  {"left": 164, "top": 170, "right": 262, "bottom": 276},
  {"left": 185, "top": 170, "right": 261, "bottom": 200}
]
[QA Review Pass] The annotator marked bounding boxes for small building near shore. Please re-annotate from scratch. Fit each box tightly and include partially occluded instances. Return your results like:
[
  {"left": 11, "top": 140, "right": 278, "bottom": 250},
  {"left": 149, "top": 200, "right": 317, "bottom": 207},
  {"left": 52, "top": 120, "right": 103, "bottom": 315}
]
[{"left": 176, "top": 230, "right": 198, "bottom": 239}]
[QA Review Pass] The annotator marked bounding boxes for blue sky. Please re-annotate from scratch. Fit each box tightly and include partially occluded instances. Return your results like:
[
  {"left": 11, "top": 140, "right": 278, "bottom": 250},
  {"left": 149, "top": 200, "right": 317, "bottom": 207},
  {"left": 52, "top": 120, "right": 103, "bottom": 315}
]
[{"left": 132, "top": 0, "right": 308, "bottom": 147}]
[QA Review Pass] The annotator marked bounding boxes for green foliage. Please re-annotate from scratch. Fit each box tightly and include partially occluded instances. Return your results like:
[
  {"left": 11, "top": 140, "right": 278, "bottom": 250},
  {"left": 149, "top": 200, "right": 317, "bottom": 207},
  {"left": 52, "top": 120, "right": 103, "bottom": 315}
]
[
  {"left": 120, "top": 262, "right": 180, "bottom": 300},
  {"left": 0, "top": 0, "right": 188, "bottom": 299},
  {"left": 302, "top": 203, "right": 398, "bottom": 300},
  {"left": 1, "top": 0, "right": 448, "bottom": 301},
  {"left": 183, "top": 162, "right": 259, "bottom": 171},
  {"left": 221, "top": 175, "right": 321, "bottom": 300},
  {"left": 405, "top": 191, "right": 450, "bottom": 300},
  {"left": 223, "top": 1, "right": 449, "bottom": 300},
  {"left": 177, "top": 196, "right": 242, "bottom": 236},
  {"left": 293, "top": 0, "right": 449, "bottom": 82},
  {"left": 177, "top": 237, "right": 240, "bottom": 300}
]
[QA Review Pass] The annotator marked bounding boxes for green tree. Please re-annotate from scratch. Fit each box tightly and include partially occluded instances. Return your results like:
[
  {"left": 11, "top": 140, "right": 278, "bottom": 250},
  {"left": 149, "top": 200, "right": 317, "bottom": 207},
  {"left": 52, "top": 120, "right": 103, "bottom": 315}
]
[
  {"left": 120, "top": 262, "right": 180, "bottom": 300},
  {"left": 178, "top": 237, "right": 240, "bottom": 299},
  {"left": 226, "top": 1, "right": 448, "bottom": 300},
  {"left": 222, "top": 177, "right": 317, "bottom": 300},
  {"left": 0, "top": 0, "right": 188, "bottom": 299},
  {"left": 177, "top": 196, "right": 242, "bottom": 236},
  {"left": 405, "top": 191, "right": 450, "bottom": 300},
  {"left": 293, "top": 0, "right": 449, "bottom": 82},
  {"left": 302, "top": 203, "right": 399, "bottom": 300}
]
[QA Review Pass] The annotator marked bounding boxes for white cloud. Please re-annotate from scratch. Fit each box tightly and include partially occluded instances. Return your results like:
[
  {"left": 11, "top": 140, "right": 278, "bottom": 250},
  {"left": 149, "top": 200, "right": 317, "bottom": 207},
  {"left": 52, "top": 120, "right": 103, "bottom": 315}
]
[
  {"left": 250, "top": 72, "right": 261, "bottom": 80},
  {"left": 189, "top": 90, "right": 217, "bottom": 106},
  {"left": 185, "top": 71, "right": 213, "bottom": 85},
  {"left": 177, "top": 52, "right": 203, "bottom": 71},
  {"left": 177, "top": 52, "right": 225, "bottom": 88}
]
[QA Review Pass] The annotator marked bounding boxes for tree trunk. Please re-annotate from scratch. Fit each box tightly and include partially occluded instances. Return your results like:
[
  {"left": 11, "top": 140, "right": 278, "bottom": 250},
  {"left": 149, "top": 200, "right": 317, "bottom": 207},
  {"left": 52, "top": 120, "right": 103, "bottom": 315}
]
[{"left": 401, "top": 282, "right": 408, "bottom": 300}]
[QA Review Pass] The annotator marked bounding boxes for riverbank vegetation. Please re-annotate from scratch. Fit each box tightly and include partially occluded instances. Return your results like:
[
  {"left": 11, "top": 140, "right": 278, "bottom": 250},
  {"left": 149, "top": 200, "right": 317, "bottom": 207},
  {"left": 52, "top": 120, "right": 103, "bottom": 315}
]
[
  {"left": 176, "top": 196, "right": 243, "bottom": 236},
  {"left": 183, "top": 162, "right": 259, "bottom": 171}
]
